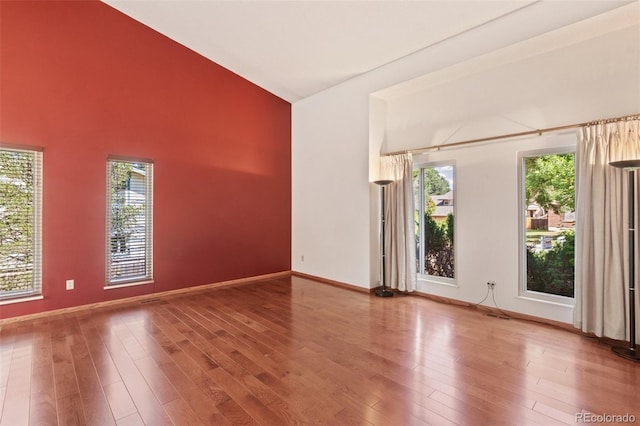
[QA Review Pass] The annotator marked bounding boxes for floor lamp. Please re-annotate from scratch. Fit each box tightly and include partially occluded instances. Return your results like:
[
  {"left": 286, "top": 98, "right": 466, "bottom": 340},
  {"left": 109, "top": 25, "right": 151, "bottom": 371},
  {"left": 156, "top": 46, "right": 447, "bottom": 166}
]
[
  {"left": 610, "top": 159, "right": 640, "bottom": 362},
  {"left": 374, "top": 179, "right": 394, "bottom": 297}
]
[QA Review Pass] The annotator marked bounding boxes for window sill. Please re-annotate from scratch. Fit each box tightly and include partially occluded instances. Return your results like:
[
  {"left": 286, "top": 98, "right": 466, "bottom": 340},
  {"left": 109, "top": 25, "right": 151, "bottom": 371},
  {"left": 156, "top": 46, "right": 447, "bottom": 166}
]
[
  {"left": 0, "top": 294, "right": 44, "bottom": 306},
  {"left": 418, "top": 275, "right": 458, "bottom": 288},
  {"left": 516, "top": 294, "right": 574, "bottom": 308},
  {"left": 104, "top": 280, "right": 154, "bottom": 290}
]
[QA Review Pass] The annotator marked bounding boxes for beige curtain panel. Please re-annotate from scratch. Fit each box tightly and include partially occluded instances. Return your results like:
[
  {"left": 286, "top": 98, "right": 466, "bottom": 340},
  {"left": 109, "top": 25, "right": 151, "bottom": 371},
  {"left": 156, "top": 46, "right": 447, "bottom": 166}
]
[
  {"left": 574, "top": 118, "right": 640, "bottom": 341},
  {"left": 380, "top": 153, "right": 417, "bottom": 292}
]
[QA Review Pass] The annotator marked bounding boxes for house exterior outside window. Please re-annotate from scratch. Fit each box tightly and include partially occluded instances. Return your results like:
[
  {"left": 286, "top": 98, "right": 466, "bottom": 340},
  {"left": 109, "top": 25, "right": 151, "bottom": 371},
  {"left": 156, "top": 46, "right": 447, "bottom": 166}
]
[
  {"left": 519, "top": 148, "right": 575, "bottom": 303},
  {"left": 106, "top": 158, "right": 153, "bottom": 286},
  {"left": 413, "top": 163, "right": 455, "bottom": 283}
]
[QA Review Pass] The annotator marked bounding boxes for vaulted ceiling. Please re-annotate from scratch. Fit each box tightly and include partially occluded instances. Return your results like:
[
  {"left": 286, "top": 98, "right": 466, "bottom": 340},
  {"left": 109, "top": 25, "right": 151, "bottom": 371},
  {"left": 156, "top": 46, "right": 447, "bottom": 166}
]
[{"left": 103, "top": 1, "right": 634, "bottom": 103}]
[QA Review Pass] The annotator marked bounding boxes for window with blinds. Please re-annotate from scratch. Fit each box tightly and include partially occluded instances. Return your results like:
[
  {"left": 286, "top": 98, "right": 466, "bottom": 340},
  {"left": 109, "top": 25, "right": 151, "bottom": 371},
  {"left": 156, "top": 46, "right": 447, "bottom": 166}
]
[
  {"left": 0, "top": 147, "right": 42, "bottom": 301},
  {"left": 106, "top": 159, "right": 153, "bottom": 286}
]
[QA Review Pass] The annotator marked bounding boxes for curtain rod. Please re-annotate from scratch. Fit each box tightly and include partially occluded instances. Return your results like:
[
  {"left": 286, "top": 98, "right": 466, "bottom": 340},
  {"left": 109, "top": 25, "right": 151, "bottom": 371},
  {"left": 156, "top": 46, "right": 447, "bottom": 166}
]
[{"left": 382, "top": 113, "right": 640, "bottom": 157}]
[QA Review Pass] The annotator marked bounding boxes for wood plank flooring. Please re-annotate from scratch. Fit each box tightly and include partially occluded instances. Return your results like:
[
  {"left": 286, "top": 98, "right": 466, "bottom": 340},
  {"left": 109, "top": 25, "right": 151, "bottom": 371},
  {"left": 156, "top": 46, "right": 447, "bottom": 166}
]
[{"left": 1, "top": 275, "right": 638, "bottom": 425}]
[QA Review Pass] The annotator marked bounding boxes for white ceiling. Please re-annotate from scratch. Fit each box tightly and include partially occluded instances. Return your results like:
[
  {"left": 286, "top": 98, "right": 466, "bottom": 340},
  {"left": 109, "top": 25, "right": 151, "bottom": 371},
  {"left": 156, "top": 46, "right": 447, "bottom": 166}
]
[{"left": 102, "top": 1, "right": 635, "bottom": 103}]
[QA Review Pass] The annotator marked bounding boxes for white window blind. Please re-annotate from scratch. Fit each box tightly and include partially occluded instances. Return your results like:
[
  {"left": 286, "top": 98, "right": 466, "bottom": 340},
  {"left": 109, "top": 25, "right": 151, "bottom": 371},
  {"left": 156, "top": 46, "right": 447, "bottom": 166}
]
[
  {"left": 106, "top": 159, "right": 153, "bottom": 285},
  {"left": 0, "top": 147, "right": 42, "bottom": 300}
]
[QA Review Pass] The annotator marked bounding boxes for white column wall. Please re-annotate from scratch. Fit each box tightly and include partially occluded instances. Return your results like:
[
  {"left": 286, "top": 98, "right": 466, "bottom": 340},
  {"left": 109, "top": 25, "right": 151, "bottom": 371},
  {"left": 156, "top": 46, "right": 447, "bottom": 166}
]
[{"left": 291, "top": 82, "right": 372, "bottom": 286}]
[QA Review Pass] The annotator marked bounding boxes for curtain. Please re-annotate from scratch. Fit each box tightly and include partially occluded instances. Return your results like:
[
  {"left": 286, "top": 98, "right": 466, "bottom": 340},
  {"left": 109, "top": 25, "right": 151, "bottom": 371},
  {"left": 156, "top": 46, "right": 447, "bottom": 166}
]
[
  {"left": 574, "top": 118, "right": 640, "bottom": 341},
  {"left": 380, "top": 153, "right": 417, "bottom": 292}
]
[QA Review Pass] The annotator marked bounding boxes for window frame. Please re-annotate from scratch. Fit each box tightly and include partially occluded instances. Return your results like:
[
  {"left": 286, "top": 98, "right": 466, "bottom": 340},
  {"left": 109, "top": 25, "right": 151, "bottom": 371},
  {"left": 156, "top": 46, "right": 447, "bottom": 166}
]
[
  {"left": 105, "top": 157, "right": 154, "bottom": 287},
  {"left": 517, "top": 147, "right": 575, "bottom": 306},
  {"left": 0, "top": 146, "right": 43, "bottom": 303},
  {"left": 413, "top": 160, "right": 457, "bottom": 287}
]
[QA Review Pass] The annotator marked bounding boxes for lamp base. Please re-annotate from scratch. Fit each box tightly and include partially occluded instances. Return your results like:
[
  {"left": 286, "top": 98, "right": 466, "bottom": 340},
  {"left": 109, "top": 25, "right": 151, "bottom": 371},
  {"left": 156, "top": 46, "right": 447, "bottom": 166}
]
[
  {"left": 375, "top": 288, "right": 394, "bottom": 297},
  {"left": 612, "top": 346, "right": 640, "bottom": 362}
]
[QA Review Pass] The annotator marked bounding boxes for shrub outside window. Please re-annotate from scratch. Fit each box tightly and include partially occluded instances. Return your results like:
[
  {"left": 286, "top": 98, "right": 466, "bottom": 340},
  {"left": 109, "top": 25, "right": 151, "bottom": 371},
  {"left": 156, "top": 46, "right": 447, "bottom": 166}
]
[
  {"left": 414, "top": 164, "right": 455, "bottom": 282},
  {"left": 519, "top": 149, "right": 575, "bottom": 302},
  {"left": 0, "top": 147, "right": 42, "bottom": 301}
]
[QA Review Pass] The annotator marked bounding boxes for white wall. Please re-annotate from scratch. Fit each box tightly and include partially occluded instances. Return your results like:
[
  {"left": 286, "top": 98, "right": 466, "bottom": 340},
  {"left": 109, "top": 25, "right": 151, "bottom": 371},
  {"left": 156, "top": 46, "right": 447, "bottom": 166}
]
[
  {"left": 292, "top": 79, "right": 373, "bottom": 285},
  {"left": 291, "top": 2, "right": 639, "bottom": 323}
]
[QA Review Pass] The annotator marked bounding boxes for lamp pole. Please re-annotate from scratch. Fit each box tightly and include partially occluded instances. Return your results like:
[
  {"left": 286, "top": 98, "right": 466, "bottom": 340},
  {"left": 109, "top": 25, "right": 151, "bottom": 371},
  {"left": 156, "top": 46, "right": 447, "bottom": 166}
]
[
  {"left": 610, "top": 160, "right": 640, "bottom": 362},
  {"left": 374, "top": 180, "right": 394, "bottom": 297}
]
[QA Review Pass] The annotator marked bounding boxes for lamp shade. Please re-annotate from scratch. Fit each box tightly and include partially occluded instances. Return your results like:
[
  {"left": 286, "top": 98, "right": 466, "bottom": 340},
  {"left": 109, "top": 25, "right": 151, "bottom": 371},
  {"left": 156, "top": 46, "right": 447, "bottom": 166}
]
[{"left": 610, "top": 160, "right": 640, "bottom": 170}]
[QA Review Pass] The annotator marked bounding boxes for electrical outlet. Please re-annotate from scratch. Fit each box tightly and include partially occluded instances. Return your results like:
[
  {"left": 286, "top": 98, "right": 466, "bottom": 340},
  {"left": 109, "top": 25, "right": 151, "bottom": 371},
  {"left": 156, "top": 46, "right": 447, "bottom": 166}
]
[
  {"left": 66, "top": 279, "right": 74, "bottom": 290},
  {"left": 487, "top": 281, "right": 496, "bottom": 289}
]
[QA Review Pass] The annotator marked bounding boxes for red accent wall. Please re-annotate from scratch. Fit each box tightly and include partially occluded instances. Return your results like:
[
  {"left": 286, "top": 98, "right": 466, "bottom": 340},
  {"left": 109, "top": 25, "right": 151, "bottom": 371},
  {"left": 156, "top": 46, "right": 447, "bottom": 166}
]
[{"left": 0, "top": 1, "right": 291, "bottom": 319}]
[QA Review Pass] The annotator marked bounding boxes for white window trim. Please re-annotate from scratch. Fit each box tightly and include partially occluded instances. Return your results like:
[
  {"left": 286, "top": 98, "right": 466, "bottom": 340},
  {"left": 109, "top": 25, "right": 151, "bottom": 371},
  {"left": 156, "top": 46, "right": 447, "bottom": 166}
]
[
  {"left": 106, "top": 158, "right": 154, "bottom": 287},
  {"left": 517, "top": 147, "right": 575, "bottom": 306},
  {"left": 0, "top": 147, "right": 42, "bottom": 302},
  {"left": 104, "top": 279, "right": 154, "bottom": 290},
  {"left": 0, "top": 295, "right": 44, "bottom": 306},
  {"left": 413, "top": 160, "right": 457, "bottom": 287}
]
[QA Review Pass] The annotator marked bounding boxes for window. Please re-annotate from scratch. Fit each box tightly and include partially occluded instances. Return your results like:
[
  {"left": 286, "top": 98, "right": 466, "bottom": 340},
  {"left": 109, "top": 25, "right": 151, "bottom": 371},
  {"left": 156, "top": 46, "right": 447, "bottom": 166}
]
[
  {"left": 106, "top": 158, "right": 153, "bottom": 286},
  {"left": 414, "top": 164, "right": 455, "bottom": 281},
  {"left": 519, "top": 149, "right": 575, "bottom": 301},
  {"left": 0, "top": 147, "right": 42, "bottom": 301}
]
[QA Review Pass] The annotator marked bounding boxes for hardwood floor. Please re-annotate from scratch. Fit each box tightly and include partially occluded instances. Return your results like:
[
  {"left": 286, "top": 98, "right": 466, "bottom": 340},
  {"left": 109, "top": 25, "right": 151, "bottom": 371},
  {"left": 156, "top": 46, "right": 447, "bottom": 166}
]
[{"left": 1, "top": 275, "right": 638, "bottom": 425}]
